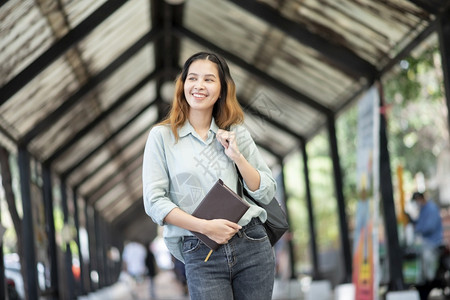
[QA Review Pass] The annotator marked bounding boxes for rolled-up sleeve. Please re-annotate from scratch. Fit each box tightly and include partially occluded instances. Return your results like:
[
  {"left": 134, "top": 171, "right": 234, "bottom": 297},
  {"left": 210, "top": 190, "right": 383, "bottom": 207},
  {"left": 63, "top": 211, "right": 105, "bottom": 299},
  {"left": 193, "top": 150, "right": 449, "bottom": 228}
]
[
  {"left": 236, "top": 126, "right": 276, "bottom": 205},
  {"left": 142, "top": 126, "right": 178, "bottom": 225}
]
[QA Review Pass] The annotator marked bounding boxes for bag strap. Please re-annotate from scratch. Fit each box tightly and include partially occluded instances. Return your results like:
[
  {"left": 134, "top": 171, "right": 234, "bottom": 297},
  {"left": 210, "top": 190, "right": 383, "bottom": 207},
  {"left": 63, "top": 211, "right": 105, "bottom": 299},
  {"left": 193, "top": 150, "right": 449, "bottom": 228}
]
[
  {"left": 225, "top": 125, "right": 252, "bottom": 201},
  {"left": 235, "top": 164, "right": 243, "bottom": 198},
  {"left": 234, "top": 164, "right": 254, "bottom": 202}
]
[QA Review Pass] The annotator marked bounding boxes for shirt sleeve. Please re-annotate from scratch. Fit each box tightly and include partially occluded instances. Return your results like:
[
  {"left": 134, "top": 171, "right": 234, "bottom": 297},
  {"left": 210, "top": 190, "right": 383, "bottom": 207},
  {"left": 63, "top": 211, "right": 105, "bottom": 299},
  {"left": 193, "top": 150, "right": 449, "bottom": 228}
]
[
  {"left": 142, "top": 126, "right": 178, "bottom": 226},
  {"left": 234, "top": 125, "right": 277, "bottom": 205}
]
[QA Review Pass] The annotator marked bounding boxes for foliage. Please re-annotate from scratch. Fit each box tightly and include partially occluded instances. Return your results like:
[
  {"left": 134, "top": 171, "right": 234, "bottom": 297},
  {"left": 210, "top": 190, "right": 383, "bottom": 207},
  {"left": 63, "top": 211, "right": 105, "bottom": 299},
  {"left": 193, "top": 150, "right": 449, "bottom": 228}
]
[
  {"left": 383, "top": 43, "right": 447, "bottom": 179},
  {"left": 284, "top": 132, "right": 341, "bottom": 273},
  {"left": 284, "top": 37, "right": 448, "bottom": 276}
]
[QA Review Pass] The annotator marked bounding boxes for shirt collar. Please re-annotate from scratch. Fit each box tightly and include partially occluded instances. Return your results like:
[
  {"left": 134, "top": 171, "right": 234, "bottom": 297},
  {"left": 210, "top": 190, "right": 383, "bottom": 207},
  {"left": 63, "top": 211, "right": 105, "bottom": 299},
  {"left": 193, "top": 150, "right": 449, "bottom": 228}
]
[{"left": 178, "top": 118, "right": 219, "bottom": 138}]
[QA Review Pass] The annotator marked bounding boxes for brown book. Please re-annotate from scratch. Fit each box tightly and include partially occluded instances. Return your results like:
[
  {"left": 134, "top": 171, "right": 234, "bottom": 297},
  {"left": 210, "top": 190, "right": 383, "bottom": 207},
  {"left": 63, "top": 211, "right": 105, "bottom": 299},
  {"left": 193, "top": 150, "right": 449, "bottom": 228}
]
[{"left": 191, "top": 179, "right": 250, "bottom": 250}]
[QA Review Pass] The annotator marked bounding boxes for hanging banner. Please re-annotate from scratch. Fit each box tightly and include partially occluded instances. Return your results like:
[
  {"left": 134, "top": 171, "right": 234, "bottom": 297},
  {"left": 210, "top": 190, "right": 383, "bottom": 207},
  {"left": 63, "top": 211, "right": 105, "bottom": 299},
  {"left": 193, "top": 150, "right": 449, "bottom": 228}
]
[{"left": 352, "top": 86, "right": 380, "bottom": 300}]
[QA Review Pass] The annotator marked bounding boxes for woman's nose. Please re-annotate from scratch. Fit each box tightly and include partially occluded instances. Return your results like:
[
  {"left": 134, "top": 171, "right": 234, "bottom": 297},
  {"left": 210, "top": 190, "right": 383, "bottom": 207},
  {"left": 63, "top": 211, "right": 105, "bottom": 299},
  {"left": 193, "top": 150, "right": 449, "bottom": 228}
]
[{"left": 194, "top": 79, "right": 205, "bottom": 89}]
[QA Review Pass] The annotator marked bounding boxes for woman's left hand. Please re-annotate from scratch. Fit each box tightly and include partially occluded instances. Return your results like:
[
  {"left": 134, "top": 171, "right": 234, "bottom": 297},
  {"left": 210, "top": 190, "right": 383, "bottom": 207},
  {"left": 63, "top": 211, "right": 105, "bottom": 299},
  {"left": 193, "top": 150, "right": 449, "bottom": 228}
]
[{"left": 216, "top": 129, "right": 242, "bottom": 162}]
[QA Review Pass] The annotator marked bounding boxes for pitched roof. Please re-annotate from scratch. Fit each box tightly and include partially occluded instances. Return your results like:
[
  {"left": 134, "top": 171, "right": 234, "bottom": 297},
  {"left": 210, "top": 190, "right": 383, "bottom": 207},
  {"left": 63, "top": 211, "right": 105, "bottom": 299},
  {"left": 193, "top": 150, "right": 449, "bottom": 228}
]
[{"left": 0, "top": 0, "right": 448, "bottom": 241}]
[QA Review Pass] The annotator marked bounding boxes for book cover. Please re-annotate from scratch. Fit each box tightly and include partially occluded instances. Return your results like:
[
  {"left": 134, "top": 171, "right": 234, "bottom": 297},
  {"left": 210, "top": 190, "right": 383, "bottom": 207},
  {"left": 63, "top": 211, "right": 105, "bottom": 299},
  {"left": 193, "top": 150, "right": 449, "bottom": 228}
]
[{"left": 191, "top": 179, "right": 250, "bottom": 250}]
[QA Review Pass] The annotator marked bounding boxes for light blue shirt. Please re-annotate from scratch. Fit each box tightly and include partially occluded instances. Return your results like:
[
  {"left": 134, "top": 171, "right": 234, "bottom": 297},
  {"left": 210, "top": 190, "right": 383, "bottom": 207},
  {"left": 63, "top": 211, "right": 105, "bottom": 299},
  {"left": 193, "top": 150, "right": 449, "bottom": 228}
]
[
  {"left": 414, "top": 200, "right": 443, "bottom": 247},
  {"left": 142, "top": 118, "right": 277, "bottom": 262}
]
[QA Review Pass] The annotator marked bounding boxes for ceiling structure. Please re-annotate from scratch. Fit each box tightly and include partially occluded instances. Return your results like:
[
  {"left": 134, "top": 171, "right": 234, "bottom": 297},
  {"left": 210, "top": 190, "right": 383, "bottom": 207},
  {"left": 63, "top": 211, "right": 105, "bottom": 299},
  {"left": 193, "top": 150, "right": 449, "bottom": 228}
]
[{"left": 0, "top": 0, "right": 449, "bottom": 242}]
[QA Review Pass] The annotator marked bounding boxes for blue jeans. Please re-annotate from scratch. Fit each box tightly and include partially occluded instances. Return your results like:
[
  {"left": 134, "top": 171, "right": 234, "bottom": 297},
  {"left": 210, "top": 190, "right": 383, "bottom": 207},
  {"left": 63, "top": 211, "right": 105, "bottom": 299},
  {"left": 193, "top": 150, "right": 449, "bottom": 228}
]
[{"left": 182, "top": 218, "right": 275, "bottom": 300}]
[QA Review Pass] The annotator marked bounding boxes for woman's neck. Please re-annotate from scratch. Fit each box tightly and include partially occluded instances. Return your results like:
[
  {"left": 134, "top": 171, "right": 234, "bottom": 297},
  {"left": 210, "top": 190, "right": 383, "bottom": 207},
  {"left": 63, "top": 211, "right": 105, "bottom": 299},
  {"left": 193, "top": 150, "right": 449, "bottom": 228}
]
[{"left": 189, "top": 111, "right": 212, "bottom": 140}]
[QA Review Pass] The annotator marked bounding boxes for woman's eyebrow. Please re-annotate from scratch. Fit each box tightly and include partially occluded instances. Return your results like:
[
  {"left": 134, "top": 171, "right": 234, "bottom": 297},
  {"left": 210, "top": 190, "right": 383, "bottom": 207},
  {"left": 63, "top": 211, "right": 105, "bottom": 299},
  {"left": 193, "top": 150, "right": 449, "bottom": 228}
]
[{"left": 188, "top": 72, "right": 217, "bottom": 77}]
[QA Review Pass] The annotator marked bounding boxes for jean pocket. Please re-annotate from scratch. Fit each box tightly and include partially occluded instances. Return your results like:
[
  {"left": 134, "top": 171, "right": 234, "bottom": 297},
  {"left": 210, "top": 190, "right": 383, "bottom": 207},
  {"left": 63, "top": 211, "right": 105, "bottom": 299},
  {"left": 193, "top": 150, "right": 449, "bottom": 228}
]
[
  {"left": 242, "top": 224, "right": 268, "bottom": 242},
  {"left": 182, "top": 237, "right": 201, "bottom": 254}
]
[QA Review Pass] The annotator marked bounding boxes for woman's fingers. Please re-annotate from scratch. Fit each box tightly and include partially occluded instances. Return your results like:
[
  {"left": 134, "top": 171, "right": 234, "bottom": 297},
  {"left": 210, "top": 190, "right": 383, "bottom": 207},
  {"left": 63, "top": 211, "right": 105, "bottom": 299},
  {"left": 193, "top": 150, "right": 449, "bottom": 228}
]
[
  {"left": 217, "top": 129, "right": 240, "bottom": 161},
  {"left": 206, "top": 219, "right": 242, "bottom": 244}
]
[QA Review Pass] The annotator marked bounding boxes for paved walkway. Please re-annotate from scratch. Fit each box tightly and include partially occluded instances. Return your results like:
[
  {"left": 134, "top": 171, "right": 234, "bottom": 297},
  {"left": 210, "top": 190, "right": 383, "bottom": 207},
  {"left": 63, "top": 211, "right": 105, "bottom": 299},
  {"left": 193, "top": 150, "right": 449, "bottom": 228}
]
[
  {"left": 78, "top": 270, "right": 305, "bottom": 300},
  {"left": 78, "top": 270, "right": 448, "bottom": 300},
  {"left": 78, "top": 270, "right": 189, "bottom": 300}
]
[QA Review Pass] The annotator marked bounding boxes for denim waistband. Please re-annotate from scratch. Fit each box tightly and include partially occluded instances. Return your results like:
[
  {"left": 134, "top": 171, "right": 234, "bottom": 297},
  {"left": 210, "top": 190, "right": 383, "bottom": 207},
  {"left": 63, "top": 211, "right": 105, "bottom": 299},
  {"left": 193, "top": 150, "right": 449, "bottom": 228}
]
[
  {"left": 184, "top": 217, "right": 262, "bottom": 241},
  {"left": 242, "top": 217, "right": 262, "bottom": 229}
]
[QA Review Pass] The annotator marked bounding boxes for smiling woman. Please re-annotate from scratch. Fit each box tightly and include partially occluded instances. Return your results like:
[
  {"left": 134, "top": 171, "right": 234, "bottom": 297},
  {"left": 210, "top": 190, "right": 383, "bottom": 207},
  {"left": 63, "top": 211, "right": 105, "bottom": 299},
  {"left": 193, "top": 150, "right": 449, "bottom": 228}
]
[{"left": 142, "top": 51, "right": 277, "bottom": 300}]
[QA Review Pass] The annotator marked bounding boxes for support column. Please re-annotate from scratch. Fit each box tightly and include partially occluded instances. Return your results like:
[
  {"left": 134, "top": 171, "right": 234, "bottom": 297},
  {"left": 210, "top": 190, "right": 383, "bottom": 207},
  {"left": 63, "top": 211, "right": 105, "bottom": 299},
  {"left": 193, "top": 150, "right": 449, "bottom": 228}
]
[
  {"left": 327, "top": 115, "right": 352, "bottom": 283},
  {"left": 85, "top": 204, "right": 95, "bottom": 292},
  {"left": 94, "top": 211, "right": 105, "bottom": 288},
  {"left": 437, "top": 9, "right": 450, "bottom": 140},
  {"left": 277, "top": 157, "right": 296, "bottom": 279},
  {"left": 42, "top": 165, "right": 59, "bottom": 299},
  {"left": 18, "top": 146, "right": 38, "bottom": 300},
  {"left": 72, "top": 189, "right": 85, "bottom": 295},
  {"left": 103, "top": 220, "right": 110, "bottom": 285},
  {"left": 60, "top": 179, "right": 76, "bottom": 298},
  {"left": 377, "top": 82, "right": 405, "bottom": 290},
  {"left": 0, "top": 190, "right": 4, "bottom": 300},
  {"left": 301, "top": 141, "right": 320, "bottom": 279}
]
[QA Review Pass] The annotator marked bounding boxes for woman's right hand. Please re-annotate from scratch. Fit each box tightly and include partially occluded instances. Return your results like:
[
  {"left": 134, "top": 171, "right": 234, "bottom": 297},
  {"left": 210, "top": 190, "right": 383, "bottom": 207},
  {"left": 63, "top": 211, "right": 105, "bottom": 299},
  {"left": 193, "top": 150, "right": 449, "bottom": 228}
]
[{"left": 204, "top": 219, "right": 241, "bottom": 244}]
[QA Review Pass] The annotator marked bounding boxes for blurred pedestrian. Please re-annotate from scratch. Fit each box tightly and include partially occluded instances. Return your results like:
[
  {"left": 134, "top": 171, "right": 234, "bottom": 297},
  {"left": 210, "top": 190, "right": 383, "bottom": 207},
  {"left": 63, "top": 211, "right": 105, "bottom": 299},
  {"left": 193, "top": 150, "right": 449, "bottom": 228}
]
[
  {"left": 172, "top": 256, "right": 188, "bottom": 296},
  {"left": 145, "top": 243, "right": 158, "bottom": 299},
  {"left": 122, "top": 241, "right": 147, "bottom": 282},
  {"left": 406, "top": 191, "right": 444, "bottom": 300}
]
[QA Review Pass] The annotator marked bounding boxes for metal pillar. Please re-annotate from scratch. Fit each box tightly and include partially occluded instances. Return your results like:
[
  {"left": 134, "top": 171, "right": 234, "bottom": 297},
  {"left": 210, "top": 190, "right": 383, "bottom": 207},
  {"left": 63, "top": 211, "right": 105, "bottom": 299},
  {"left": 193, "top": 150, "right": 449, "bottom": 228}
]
[
  {"left": 42, "top": 165, "right": 59, "bottom": 299},
  {"left": 277, "top": 157, "right": 297, "bottom": 279},
  {"left": 327, "top": 115, "right": 352, "bottom": 283},
  {"left": 300, "top": 141, "right": 320, "bottom": 279},
  {"left": 60, "top": 179, "right": 76, "bottom": 298},
  {"left": 0, "top": 196, "right": 4, "bottom": 300},
  {"left": 438, "top": 9, "right": 450, "bottom": 140},
  {"left": 377, "top": 82, "right": 405, "bottom": 290},
  {"left": 102, "top": 222, "right": 110, "bottom": 286},
  {"left": 94, "top": 211, "right": 105, "bottom": 288},
  {"left": 72, "top": 189, "right": 85, "bottom": 295},
  {"left": 18, "top": 146, "right": 38, "bottom": 300},
  {"left": 85, "top": 204, "right": 95, "bottom": 292}
]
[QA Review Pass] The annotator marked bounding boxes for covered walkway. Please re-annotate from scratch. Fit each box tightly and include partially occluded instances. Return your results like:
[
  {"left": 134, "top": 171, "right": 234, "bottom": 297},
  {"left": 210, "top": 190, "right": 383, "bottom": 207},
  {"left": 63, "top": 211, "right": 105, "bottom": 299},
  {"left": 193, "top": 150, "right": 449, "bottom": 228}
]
[{"left": 2, "top": 1, "right": 450, "bottom": 299}]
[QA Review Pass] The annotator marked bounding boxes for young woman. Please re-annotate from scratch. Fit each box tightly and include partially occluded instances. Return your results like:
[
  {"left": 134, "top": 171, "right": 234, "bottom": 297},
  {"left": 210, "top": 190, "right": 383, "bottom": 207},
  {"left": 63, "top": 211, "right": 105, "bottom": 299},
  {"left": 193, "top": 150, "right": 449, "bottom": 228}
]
[{"left": 142, "top": 51, "right": 276, "bottom": 299}]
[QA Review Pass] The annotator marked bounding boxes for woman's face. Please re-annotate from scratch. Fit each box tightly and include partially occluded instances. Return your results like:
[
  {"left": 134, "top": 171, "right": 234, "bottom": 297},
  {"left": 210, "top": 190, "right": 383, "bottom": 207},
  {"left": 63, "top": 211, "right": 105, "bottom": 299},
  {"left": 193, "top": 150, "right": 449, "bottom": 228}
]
[{"left": 184, "top": 59, "right": 221, "bottom": 114}]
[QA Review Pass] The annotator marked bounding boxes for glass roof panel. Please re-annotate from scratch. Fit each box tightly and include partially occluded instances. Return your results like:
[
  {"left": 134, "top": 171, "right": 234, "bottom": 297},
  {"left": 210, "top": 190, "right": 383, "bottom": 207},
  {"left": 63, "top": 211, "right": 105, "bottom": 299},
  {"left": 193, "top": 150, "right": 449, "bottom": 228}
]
[
  {"left": 81, "top": 154, "right": 143, "bottom": 198},
  {"left": 64, "top": 108, "right": 156, "bottom": 185},
  {"left": 62, "top": 0, "right": 108, "bottom": 27},
  {"left": 278, "top": 0, "right": 431, "bottom": 64},
  {"left": 0, "top": 57, "right": 81, "bottom": 138},
  {"left": 184, "top": 0, "right": 270, "bottom": 63},
  {"left": 55, "top": 105, "right": 157, "bottom": 176},
  {"left": 78, "top": 0, "right": 151, "bottom": 74},
  {"left": 0, "top": 1, "right": 55, "bottom": 85},
  {"left": 95, "top": 169, "right": 141, "bottom": 211},
  {"left": 28, "top": 45, "right": 155, "bottom": 160}
]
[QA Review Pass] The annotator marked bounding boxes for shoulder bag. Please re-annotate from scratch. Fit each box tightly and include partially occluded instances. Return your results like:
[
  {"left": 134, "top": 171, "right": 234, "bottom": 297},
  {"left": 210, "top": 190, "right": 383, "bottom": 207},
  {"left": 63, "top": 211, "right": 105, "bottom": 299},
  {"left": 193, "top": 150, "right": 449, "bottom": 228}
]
[{"left": 235, "top": 166, "right": 289, "bottom": 246}]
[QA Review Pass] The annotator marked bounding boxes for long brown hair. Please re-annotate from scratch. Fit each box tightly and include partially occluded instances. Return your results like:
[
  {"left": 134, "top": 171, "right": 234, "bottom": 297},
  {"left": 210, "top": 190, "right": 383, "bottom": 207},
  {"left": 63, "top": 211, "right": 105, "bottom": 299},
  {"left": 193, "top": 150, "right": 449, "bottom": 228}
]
[{"left": 159, "top": 52, "right": 244, "bottom": 140}]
